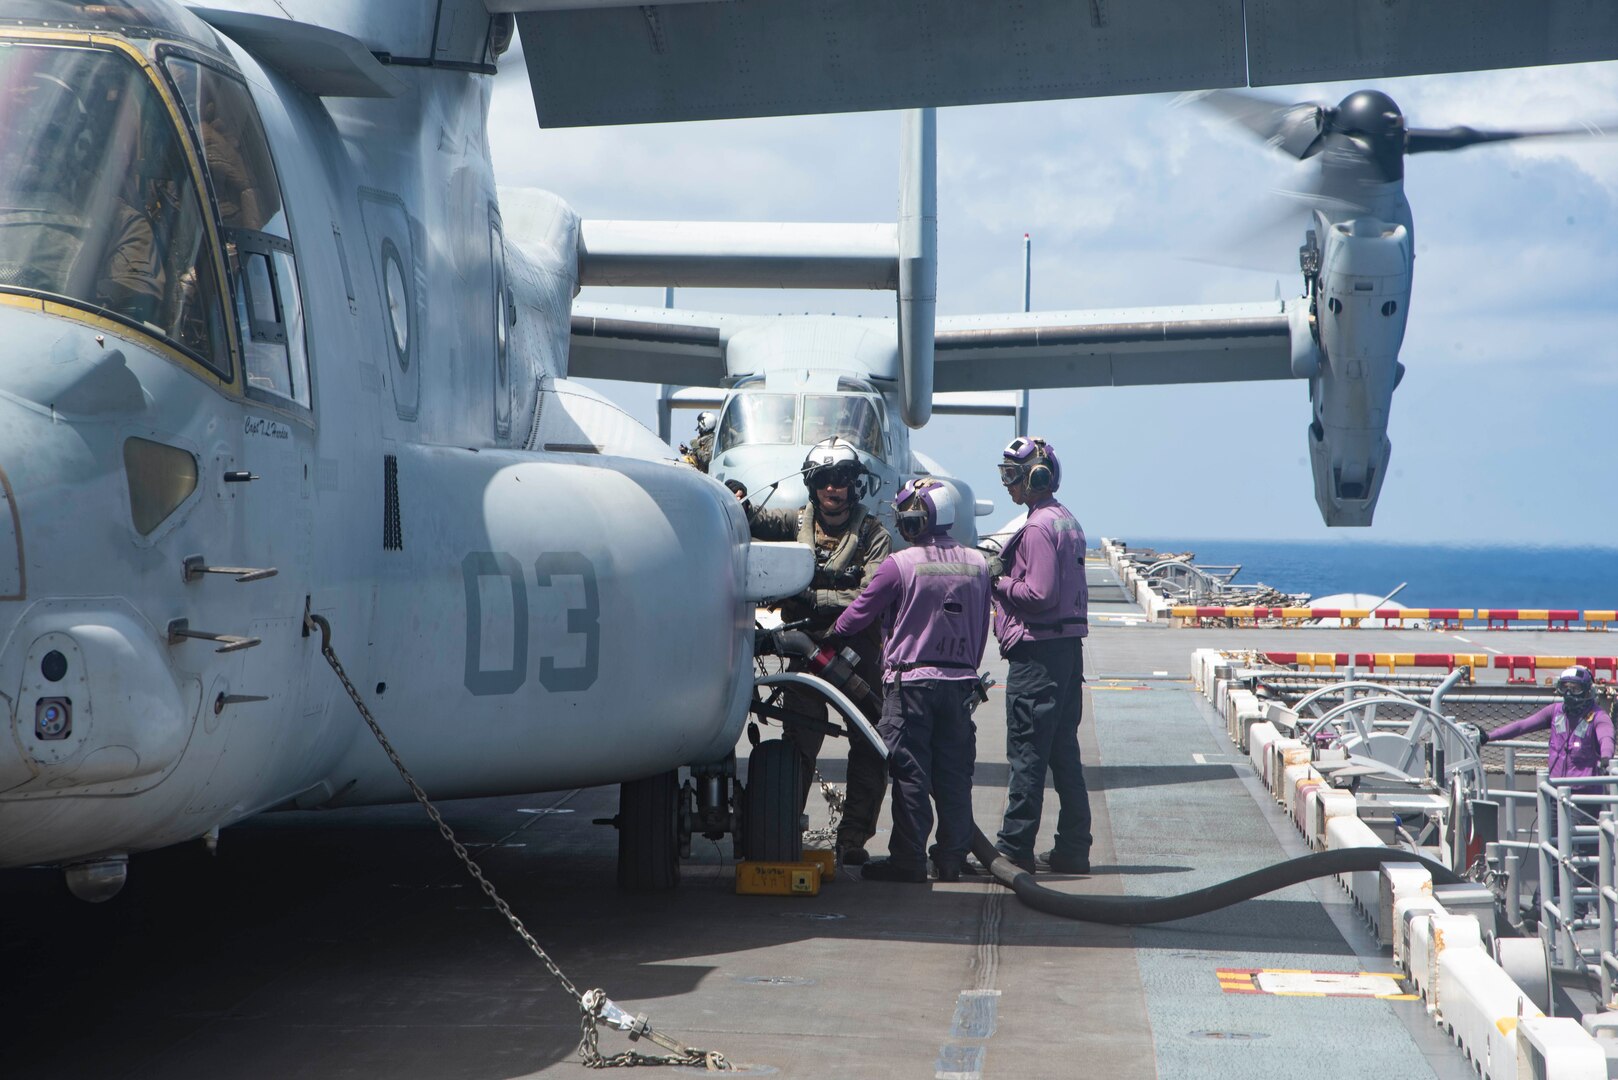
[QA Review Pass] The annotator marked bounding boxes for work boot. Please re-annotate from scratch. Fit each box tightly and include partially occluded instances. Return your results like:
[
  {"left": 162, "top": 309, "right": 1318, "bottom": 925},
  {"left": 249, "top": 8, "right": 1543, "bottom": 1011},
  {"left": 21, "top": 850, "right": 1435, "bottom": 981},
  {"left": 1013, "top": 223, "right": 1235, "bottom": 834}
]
[
  {"left": 931, "top": 858, "right": 963, "bottom": 883},
  {"left": 861, "top": 858, "right": 928, "bottom": 883},
  {"left": 836, "top": 840, "right": 869, "bottom": 867},
  {"left": 1036, "top": 849, "right": 1090, "bottom": 875}
]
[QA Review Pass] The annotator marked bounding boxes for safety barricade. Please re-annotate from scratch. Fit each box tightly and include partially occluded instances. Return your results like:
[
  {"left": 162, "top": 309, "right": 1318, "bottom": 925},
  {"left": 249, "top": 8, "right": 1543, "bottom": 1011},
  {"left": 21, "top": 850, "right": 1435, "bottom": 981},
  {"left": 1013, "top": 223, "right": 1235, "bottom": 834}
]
[
  {"left": 1478, "top": 608, "right": 1582, "bottom": 631},
  {"left": 1172, "top": 606, "right": 1618, "bottom": 630},
  {"left": 1492, "top": 655, "right": 1618, "bottom": 684},
  {"left": 1261, "top": 651, "right": 1491, "bottom": 674}
]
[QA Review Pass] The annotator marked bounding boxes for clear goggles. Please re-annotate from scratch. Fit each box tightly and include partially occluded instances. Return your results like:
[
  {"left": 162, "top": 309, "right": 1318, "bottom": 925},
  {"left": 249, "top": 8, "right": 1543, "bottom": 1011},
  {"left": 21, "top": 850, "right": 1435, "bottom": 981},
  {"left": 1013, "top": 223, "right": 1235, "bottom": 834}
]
[{"left": 997, "top": 461, "right": 1026, "bottom": 485}]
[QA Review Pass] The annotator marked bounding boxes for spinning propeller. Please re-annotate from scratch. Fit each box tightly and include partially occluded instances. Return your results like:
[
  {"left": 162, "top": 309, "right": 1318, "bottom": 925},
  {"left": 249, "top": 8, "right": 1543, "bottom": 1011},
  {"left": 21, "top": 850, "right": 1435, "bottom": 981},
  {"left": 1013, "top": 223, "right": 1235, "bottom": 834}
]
[{"left": 1199, "top": 88, "right": 1615, "bottom": 188}]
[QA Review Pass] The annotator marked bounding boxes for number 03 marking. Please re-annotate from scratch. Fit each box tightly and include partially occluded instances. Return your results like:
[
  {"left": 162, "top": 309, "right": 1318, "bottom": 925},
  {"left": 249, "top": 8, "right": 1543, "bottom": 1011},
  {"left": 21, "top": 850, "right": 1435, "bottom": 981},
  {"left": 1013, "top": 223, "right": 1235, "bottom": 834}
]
[
  {"left": 462, "top": 550, "right": 600, "bottom": 696},
  {"left": 533, "top": 551, "right": 599, "bottom": 692}
]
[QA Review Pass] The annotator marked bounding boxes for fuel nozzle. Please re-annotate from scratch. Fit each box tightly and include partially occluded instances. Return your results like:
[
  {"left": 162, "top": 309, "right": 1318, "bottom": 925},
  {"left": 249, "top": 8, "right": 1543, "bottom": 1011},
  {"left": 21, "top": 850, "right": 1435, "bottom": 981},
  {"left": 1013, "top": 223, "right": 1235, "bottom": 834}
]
[{"left": 810, "top": 644, "right": 880, "bottom": 716}]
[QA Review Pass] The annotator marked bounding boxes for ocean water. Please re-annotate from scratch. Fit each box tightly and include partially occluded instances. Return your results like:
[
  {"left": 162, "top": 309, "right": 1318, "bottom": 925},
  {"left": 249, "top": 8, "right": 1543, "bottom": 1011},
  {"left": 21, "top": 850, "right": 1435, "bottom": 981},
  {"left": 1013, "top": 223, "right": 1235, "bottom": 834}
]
[{"left": 1121, "top": 538, "right": 1618, "bottom": 611}]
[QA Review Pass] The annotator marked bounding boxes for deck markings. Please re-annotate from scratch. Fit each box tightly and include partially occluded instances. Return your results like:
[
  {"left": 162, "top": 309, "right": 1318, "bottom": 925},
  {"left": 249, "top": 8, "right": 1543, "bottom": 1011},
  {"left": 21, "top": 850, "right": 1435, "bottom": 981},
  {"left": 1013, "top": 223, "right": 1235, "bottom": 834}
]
[
  {"left": 1215, "top": 968, "right": 1417, "bottom": 1000},
  {"left": 949, "top": 989, "right": 1001, "bottom": 1039},
  {"left": 1453, "top": 636, "right": 1473, "bottom": 644},
  {"left": 935, "top": 1044, "right": 985, "bottom": 1079},
  {"left": 1192, "top": 753, "right": 1248, "bottom": 767}
]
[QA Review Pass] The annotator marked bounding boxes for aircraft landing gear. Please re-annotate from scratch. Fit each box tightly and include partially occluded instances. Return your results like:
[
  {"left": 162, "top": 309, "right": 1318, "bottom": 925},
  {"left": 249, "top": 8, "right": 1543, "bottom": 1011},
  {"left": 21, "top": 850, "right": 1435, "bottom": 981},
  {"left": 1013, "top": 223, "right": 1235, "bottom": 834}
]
[
  {"left": 615, "top": 770, "right": 680, "bottom": 892},
  {"left": 739, "top": 739, "right": 805, "bottom": 864}
]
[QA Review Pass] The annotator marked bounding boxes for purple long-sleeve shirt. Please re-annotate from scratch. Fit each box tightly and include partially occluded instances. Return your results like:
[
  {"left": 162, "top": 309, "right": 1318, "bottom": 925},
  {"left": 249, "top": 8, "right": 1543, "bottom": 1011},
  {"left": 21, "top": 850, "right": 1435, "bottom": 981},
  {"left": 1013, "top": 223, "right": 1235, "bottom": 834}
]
[
  {"left": 830, "top": 533, "right": 990, "bottom": 683},
  {"left": 1490, "top": 702, "right": 1614, "bottom": 782},
  {"left": 991, "top": 497, "right": 1087, "bottom": 653}
]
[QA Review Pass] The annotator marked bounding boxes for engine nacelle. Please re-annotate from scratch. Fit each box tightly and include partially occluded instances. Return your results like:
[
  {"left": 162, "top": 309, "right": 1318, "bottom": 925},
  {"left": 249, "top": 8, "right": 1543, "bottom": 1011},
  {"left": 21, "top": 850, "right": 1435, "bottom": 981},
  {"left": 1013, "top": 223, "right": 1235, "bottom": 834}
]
[{"left": 1307, "top": 216, "right": 1411, "bottom": 526}]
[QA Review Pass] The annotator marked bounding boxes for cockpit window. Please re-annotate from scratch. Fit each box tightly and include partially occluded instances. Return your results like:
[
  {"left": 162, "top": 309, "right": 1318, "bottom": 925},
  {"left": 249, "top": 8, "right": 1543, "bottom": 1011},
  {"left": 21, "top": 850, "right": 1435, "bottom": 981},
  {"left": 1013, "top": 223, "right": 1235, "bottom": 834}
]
[
  {"left": 716, "top": 393, "right": 796, "bottom": 453},
  {"left": 166, "top": 58, "right": 308, "bottom": 408},
  {"left": 801, "top": 395, "right": 884, "bottom": 459},
  {"left": 0, "top": 43, "right": 229, "bottom": 374}
]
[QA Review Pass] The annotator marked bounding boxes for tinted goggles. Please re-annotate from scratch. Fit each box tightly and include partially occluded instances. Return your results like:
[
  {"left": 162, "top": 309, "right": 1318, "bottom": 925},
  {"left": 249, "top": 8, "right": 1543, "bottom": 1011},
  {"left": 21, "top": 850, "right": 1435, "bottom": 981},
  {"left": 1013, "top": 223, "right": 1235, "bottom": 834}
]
[{"left": 808, "top": 466, "right": 858, "bottom": 489}]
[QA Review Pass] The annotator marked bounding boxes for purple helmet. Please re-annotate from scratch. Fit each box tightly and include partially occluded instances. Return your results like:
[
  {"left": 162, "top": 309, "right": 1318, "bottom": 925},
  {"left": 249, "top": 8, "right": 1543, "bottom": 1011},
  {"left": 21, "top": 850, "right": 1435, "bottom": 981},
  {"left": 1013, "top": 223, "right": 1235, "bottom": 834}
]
[
  {"left": 1556, "top": 664, "right": 1596, "bottom": 707},
  {"left": 997, "top": 436, "right": 1060, "bottom": 492},
  {"left": 893, "top": 478, "right": 956, "bottom": 539}
]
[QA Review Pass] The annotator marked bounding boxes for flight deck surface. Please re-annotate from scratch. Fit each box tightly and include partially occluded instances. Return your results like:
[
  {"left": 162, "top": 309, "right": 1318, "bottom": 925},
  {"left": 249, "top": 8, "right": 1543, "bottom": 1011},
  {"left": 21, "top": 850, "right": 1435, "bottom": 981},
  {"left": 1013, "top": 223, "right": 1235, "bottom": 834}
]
[{"left": 2, "top": 562, "right": 1550, "bottom": 1078}]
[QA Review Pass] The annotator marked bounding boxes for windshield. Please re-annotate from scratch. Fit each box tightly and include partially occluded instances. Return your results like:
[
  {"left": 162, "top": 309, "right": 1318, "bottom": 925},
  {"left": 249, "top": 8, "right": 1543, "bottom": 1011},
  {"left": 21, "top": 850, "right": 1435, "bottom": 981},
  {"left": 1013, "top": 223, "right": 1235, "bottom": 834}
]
[
  {"left": 716, "top": 393, "right": 796, "bottom": 453},
  {"left": 801, "top": 394, "right": 884, "bottom": 458},
  {"left": 0, "top": 43, "right": 228, "bottom": 373}
]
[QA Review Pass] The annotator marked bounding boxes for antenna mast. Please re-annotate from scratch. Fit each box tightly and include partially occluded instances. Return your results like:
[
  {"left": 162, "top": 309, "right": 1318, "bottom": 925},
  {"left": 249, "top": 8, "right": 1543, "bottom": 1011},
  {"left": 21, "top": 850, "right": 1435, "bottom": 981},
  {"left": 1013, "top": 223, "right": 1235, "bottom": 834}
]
[{"left": 1017, "top": 234, "right": 1031, "bottom": 436}]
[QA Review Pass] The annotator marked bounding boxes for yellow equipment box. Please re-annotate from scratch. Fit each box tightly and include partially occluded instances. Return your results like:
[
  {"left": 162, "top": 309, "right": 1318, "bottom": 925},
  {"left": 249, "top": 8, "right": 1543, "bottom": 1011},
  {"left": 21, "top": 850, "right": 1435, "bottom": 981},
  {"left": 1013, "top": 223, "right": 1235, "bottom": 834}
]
[
  {"left": 735, "top": 860, "right": 822, "bottom": 896},
  {"left": 802, "top": 848, "right": 835, "bottom": 882}
]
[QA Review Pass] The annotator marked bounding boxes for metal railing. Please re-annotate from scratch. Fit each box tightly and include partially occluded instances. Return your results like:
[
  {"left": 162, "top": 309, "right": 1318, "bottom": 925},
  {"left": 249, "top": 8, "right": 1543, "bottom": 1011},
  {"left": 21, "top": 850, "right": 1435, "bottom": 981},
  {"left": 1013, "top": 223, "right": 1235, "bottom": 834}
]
[{"left": 1527, "top": 775, "right": 1618, "bottom": 981}]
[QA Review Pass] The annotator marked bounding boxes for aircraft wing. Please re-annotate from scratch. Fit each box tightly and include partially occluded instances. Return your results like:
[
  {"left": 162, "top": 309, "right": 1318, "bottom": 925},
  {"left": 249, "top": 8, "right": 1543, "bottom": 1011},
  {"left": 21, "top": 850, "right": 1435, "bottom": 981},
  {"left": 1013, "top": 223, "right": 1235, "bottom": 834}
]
[
  {"left": 569, "top": 301, "right": 762, "bottom": 385},
  {"left": 506, "top": 0, "right": 1618, "bottom": 128},
  {"left": 932, "top": 301, "right": 1296, "bottom": 393}
]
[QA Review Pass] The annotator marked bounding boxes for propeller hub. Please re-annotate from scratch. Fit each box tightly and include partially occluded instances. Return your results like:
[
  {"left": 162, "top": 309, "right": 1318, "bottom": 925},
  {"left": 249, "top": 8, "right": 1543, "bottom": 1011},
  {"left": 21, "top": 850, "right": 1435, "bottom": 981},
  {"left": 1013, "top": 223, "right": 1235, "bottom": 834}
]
[{"left": 1335, "top": 90, "right": 1405, "bottom": 139}]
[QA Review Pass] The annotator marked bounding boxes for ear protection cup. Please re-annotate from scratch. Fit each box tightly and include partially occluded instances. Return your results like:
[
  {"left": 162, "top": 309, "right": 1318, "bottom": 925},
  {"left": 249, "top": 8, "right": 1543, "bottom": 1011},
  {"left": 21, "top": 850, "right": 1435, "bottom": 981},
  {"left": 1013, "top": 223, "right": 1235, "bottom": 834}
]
[{"left": 1027, "top": 462, "right": 1052, "bottom": 490}]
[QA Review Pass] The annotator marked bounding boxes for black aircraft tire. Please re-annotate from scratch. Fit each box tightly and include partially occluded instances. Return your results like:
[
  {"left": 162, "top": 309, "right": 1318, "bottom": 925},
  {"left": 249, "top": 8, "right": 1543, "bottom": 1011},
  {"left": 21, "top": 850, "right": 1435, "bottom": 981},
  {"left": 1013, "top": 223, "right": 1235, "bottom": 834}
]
[
  {"left": 742, "top": 740, "right": 804, "bottom": 863},
  {"left": 617, "top": 770, "right": 681, "bottom": 892}
]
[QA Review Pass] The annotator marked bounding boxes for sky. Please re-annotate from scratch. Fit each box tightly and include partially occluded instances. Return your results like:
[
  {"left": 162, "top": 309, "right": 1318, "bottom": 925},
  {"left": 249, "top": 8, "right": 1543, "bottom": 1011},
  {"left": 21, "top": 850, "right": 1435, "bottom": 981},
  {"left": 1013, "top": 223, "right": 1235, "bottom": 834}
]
[{"left": 488, "top": 44, "right": 1618, "bottom": 546}]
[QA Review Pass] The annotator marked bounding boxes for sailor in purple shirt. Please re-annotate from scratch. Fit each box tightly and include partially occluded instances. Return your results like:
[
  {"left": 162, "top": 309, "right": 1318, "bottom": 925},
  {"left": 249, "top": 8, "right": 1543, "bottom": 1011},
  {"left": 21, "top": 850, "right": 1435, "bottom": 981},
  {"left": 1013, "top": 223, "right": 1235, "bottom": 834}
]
[
  {"left": 1480, "top": 665, "right": 1614, "bottom": 792},
  {"left": 982, "top": 437, "right": 1091, "bottom": 875},
  {"left": 829, "top": 479, "right": 991, "bottom": 883}
]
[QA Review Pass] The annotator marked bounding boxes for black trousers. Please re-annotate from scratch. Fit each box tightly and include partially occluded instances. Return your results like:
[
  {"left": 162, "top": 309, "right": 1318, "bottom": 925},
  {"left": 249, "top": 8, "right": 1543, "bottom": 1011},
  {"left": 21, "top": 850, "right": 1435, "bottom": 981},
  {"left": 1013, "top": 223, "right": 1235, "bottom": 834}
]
[
  {"left": 878, "top": 678, "right": 978, "bottom": 870},
  {"left": 782, "top": 635, "right": 886, "bottom": 846},
  {"left": 996, "top": 636, "right": 1089, "bottom": 862}
]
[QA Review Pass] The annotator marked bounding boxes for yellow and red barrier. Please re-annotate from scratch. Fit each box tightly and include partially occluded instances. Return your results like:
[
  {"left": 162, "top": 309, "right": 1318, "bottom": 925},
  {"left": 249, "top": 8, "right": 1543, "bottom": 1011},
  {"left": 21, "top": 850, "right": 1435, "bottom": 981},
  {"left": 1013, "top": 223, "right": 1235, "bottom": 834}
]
[
  {"left": 1261, "top": 651, "right": 1491, "bottom": 674},
  {"left": 1172, "top": 606, "right": 1606, "bottom": 630},
  {"left": 1491, "top": 655, "right": 1618, "bottom": 683}
]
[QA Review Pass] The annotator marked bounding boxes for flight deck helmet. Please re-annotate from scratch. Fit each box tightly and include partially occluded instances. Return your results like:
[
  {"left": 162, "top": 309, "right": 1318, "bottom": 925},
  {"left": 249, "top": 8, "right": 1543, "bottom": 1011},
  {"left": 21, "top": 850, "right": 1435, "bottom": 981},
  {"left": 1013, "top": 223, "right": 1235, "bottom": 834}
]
[
  {"left": 998, "top": 436, "right": 1060, "bottom": 492},
  {"left": 695, "top": 411, "right": 717, "bottom": 436},
  {"left": 893, "top": 478, "right": 955, "bottom": 541},
  {"left": 803, "top": 437, "right": 865, "bottom": 495},
  {"left": 1556, "top": 665, "right": 1597, "bottom": 718}
]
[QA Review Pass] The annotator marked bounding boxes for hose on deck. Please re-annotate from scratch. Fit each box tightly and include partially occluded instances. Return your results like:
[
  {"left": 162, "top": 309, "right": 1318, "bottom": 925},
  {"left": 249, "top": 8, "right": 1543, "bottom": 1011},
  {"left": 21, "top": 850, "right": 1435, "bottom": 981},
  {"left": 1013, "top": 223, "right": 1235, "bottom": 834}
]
[{"left": 967, "top": 828, "right": 1463, "bottom": 925}]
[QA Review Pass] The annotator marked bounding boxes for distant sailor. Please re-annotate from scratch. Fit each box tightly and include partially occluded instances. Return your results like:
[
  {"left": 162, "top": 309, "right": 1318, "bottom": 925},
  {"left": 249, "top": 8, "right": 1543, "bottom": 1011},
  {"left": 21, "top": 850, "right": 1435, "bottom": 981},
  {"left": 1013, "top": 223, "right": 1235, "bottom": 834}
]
[
  {"left": 682, "top": 411, "right": 717, "bottom": 473},
  {"left": 1479, "top": 665, "right": 1615, "bottom": 790},
  {"left": 750, "top": 437, "right": 891, "bottom": 866},
  {"left": 982, "top": 437, "right": 1091, "bottom": 875},
  {"left": 829, "top": 479, "right": 990, "bottom": 883}
]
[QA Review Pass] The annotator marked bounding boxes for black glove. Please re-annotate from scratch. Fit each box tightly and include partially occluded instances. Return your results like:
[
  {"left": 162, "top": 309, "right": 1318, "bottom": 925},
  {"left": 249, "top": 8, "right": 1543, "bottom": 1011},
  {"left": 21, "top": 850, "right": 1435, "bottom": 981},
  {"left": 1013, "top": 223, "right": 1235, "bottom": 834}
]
[{"left": 1475, "top": 728, "right": 1490, "bottom": 747}]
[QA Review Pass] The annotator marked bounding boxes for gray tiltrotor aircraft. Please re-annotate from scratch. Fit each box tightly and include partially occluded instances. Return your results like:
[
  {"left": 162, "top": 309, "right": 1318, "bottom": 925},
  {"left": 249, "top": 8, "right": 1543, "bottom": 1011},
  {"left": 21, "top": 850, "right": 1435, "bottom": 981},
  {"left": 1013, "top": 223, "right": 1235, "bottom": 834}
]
[{"left": 3, "top": 0, "right": 1615, "bottom": 902}]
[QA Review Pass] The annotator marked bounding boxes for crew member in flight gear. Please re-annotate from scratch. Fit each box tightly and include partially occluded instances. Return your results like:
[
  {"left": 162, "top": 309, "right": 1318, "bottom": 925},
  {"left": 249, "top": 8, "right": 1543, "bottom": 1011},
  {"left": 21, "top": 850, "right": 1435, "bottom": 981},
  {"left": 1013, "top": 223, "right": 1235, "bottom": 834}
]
[
  {"left": 751, "top": 437, "right": 891, "bottom": 866},
  {"left": 681, "top": 411, "right": 718, "bottom": 473},
  {"left": 829, "top": 479, "right": 990, "bottom": 883},
  {"left": 978, "top": 436, "right": 1091, "bottom": 876},
  {"left": 1480, "top": 665, "right": 1615, "bottom": 791}
]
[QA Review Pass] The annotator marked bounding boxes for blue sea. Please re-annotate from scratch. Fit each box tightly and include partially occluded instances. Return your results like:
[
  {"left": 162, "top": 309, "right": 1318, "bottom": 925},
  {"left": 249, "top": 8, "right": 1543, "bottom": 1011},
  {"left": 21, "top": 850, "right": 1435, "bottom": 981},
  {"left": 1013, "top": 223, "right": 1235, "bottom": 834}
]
[{"left": 1122, "top": 539, "right": 1618, "bottom": 611}]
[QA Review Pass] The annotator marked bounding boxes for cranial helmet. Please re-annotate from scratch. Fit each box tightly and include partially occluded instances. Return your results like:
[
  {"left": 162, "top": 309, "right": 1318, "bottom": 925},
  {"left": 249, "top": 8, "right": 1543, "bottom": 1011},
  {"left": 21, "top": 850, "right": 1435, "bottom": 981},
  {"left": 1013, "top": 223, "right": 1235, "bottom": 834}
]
[
  {"left": 803, "top": 437, "right": 865, "bottom": 493},
  {"left": 1556, "top": 664, "right": 1596, "bottom": 714},
  {"left": 998, "top": 436, "right": 1060, "bottom": 492},
  {"left": 893, "top": 477, "right": 955, "bottom": 540},
  {"left": 695, "top": 411, "right": 717, "bottom": 436}
]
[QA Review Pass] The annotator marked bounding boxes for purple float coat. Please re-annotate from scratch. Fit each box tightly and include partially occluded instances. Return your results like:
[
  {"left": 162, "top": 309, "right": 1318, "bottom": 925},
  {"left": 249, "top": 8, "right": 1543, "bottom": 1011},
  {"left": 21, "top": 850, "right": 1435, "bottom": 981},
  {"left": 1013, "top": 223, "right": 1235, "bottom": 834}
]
[
  {"left": 992, "top": 497, "right": 1088, "bottom": 654},
  {"left": 831, "top": 532, "right": 991, "bottom": 683},
  {"left": 1490, "top": 702, "right": 1615, "bottom": 782}
]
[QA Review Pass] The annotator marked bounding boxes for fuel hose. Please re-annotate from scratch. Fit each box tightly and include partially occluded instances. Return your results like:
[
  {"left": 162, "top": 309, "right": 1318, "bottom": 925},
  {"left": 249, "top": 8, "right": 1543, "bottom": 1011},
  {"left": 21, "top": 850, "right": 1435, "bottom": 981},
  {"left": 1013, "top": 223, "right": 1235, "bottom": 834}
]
[{"left": 968, "top": 828, "right": 1463, "bottom": 925}]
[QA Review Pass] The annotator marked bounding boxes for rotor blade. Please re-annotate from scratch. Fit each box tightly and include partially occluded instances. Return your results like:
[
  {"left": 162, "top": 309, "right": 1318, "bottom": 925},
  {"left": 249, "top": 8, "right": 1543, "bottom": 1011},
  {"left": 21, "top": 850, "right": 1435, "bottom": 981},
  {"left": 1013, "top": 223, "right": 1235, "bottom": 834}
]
[
  {"left": 1189, "top": 89, "right": 1329, "bottom": 159},
  {"left": 1407, "top": 121, "right": 1617, "bottom": 154}
]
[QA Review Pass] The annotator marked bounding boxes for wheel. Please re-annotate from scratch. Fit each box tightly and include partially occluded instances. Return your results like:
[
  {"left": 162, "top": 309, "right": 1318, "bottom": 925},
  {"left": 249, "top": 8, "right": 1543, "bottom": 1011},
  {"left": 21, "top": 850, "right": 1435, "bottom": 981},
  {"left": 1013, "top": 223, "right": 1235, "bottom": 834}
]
[
  {"left": 616, "top": 770, "right": 680, "bottom": 891},
  {"left": 741, "top": 739, "right": 804, "bottom": 863}
]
